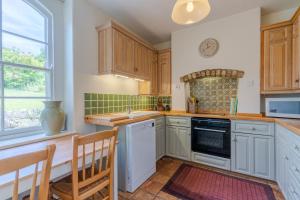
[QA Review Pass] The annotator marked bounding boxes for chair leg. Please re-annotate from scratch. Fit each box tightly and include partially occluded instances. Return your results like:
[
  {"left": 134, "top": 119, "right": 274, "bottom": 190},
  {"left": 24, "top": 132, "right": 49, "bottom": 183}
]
[{"left": 109, "top": 184, "right": 113, "bottom": 200}]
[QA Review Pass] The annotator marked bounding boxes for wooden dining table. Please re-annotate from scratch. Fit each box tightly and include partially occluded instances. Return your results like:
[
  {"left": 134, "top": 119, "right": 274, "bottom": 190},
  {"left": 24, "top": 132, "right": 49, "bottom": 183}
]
[{"left": 0, "top": 134, "right": 118, "bottom": 199}]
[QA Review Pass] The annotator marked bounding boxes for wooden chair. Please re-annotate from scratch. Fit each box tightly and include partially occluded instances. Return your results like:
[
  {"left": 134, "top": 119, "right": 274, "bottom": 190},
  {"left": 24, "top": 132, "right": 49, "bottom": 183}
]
[
  {"left": 51, "top": 128, "right": 118, "bottom": 200},
  {"left": 0, "top": 144, "right": 56, "bottom": 200}
]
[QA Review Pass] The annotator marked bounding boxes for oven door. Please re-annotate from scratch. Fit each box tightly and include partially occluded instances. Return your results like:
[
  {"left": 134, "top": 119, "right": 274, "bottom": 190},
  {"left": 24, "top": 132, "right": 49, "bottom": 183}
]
[{"left": 191, "top": 127, "right": 230, "bottom": 158}]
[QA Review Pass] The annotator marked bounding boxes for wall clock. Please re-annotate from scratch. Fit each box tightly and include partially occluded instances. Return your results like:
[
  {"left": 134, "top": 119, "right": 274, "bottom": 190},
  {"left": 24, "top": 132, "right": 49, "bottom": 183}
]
[{"left": 199, "top": 38, "right": 219, "bottom": 58}]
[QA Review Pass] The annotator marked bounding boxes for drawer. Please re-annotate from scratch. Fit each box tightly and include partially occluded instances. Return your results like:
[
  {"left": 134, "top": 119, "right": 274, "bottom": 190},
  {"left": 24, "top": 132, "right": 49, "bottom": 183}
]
[
  {"left": 290, "top": 155, "right": 300, "bottom": 186},
  {"left": 232, "top": 120, "right": 274, "bottom": 136},
  {"left": 277, "top": 124, "right": 300, "bottom": 159},
  {"left": 287, "top": 170, "right": 300, "bottom": 200},
  {"left": 289, "top": 131, "right": 300, "bottom": 160},
  {"left": 166, "top": 116, "right": 191, "bottom": 127},
  {"left": 192, "top": 152, "right": 230, "bottom": 170},
  {"left": 155, "top": 117, "right": 165, "bottom": 127}
]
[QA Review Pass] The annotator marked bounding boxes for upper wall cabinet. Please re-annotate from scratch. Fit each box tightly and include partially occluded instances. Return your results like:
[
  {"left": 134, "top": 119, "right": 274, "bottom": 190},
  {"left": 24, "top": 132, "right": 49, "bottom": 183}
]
[
  {"left": 139, "top": 49, "right": 172, "bottom": 96},
  {"left": 262, "top": 26, "right": 292, "bottom": 92},
  {"left": 158, "top": 49, "right": 172, "bottom": 96},
  {"left": 293, "top": 15, "right": 300, "bottom": 89},
  {"left": 97, "top": 20, "right": 155, "bottom": 80},
  {"left": 261, "top": 8, "right": 300, "bottom": 94}
]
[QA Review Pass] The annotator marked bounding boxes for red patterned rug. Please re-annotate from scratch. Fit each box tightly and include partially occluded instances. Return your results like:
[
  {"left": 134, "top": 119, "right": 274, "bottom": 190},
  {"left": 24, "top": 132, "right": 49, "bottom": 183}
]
[{"left": 162, "top": 164, "right": 276, "bottom": 200}]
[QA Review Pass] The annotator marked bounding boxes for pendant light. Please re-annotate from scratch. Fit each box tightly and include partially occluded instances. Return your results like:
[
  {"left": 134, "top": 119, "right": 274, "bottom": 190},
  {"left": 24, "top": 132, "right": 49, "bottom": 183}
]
[{"left": 172, "top": 0, "right": 211, "bottom": 25}]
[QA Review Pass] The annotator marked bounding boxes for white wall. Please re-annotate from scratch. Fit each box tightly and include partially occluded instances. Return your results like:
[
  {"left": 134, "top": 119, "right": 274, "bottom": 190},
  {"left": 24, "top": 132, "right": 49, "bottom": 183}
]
[
  {"left": 154, "top": 41, "right": 171, "bottom": 50},
  {"left": 39, "top": 0, "right": 65, "bottom": 102},
  {"left": 71, "top": 0, "right": 139, "bottom": 133},
  {"left": 172, "top": 8, "right": 261, "bottom": 114},
  {"left": 261, "top": 7, "right": 297, "bottom": 25}
]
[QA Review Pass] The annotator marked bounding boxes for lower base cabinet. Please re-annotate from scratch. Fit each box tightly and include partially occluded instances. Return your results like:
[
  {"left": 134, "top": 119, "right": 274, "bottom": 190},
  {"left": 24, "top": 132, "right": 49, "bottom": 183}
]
[
  {"left": 231, "top": 120, "right": 275, "bottom": 180},
  {"left": 231, "top": 132, "right": 275, "bottom": 180},
  {"left": 155, "top": 117, "right": 166, "bottom": 160},
  {"left": 276, "top": 124, "right": 300, "bottom": 200},
  {"left": 166, "top": 117, "right": 191, "bottom": 161}
]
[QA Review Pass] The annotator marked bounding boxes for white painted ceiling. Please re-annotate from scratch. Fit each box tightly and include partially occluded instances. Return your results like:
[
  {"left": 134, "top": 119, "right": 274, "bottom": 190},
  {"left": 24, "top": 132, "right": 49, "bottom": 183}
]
[{"left": 88, "top": 0, "right": 299, "bottom": 44}]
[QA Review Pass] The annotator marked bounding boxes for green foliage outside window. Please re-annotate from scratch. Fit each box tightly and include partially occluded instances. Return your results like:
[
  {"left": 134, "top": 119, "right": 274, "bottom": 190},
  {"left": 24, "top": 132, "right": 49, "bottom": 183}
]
[{"left": 3, "top": 48, "right": 46, "bottom": 93}]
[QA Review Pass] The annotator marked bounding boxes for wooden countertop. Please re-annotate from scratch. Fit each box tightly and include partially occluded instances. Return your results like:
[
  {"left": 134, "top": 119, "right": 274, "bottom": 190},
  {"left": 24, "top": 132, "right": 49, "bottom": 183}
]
[{"left": 85, "top": 111, "right": 300, "bottom": 136}]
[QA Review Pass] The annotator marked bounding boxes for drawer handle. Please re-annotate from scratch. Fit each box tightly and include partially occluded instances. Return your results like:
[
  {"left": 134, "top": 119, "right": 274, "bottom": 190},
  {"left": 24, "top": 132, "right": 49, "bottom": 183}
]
[
  {"left": 252, "top": 127, "right": 256, "bottom": 131},
  {"left": 293, "top": 166, "right": 300, "bottom": 173}
]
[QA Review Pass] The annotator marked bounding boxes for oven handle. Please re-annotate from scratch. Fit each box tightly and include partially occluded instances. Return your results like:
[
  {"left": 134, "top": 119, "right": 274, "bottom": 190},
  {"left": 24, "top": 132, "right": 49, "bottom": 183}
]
[{"left": 193, "top": 127, "right": 227, "bottom": 133}]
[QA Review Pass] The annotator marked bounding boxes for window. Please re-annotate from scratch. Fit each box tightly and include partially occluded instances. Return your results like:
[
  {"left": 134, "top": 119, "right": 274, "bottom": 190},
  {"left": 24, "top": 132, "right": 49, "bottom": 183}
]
[{"left": 0, "top": 0, "right": 53, "bottom": 136}]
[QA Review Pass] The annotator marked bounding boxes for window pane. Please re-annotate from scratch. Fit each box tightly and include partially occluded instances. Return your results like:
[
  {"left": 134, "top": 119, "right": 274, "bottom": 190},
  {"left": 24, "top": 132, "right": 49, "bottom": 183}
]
[
  {"left": 4, "top": 66, "right": 49, "bottom": 97},
  {"left": 4, "top": 99, "right": 44, "bottom": 130},
  {"left": 2, "top": 0, "right": 46, "bottom": 42},
  {"left": 2, "top": 32, "right": 47, "bottom": 67}
]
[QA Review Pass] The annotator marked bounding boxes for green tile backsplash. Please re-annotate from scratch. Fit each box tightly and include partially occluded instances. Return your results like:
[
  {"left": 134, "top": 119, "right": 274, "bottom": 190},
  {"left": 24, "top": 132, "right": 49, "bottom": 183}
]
[
  {"left": 84, "top": 93, "right": 171, "bottom": 115},
  {"left": 190, "top": 77, "right": 238, "bottom": 113}
]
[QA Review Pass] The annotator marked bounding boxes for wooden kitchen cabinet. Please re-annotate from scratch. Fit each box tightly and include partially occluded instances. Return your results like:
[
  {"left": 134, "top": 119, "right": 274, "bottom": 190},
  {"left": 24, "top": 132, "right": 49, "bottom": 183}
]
[
  {"left": 292, "top": 15, "right": 300, "bottom": 89},
  {"left": 261, "top": 8, "right": 300, "bottom": 94},
  {"left": 97, "top": 20, "right": 155, "bottom": 80},
  {"left": 262, "top": 26, "right": 293, "bottom": 92},
  {"left": 134, "top": 42, "right": 150, "bottom": 80},
  {"left": 113, "top": 29, "right": 135, "bottom": 75},
  {"left": 138, "top": 51, "right": 158, "bottom": 95},
  {"left": 158, "top": 49, "right": 172, "bottom": 96}
]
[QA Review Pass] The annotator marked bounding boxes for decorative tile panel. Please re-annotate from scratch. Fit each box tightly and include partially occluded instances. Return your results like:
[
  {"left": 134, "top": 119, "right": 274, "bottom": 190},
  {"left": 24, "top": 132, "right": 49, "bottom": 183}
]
[
  {"left": 84, "top": 93, "right": 171, "bottom": 115},
  {"left": 181, "top": 69, "right": 244, "bottom": 82},
  {"left": 190, "top": 77, "right": 238, "bottom": 113}
]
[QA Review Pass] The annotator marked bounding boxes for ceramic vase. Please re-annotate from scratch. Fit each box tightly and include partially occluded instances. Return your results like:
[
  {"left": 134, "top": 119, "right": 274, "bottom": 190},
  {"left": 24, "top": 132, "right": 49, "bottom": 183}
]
[{"left": 40, "top": 101, "right": 65, "bottom": 136}]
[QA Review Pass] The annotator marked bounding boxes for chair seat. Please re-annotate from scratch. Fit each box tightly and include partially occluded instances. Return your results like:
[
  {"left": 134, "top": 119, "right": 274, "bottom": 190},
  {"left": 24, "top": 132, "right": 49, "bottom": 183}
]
[{"left": 51, "top": 176, "right": 109, "bottom": 200}]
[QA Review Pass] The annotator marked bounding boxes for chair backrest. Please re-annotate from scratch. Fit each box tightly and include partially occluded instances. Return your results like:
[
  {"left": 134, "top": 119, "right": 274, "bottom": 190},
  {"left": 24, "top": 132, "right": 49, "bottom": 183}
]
[
  {"left": 72, "top": 127, "right": 118, "bottom": 200},
  {"left": 0, "top": 144, "right": 56, "bottom": 200}
]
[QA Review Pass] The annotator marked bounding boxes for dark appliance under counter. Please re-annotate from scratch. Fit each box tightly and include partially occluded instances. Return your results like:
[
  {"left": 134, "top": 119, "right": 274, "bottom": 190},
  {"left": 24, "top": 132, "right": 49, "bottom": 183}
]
[{"left": 191, "top": 117, "right": 231, "bottom": 170}]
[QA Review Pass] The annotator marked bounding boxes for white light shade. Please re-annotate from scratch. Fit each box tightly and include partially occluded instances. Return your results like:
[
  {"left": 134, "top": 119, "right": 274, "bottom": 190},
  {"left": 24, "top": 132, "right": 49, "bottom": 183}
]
[{"left": 172, "top": 0, "right": 211, "bottom": 25}]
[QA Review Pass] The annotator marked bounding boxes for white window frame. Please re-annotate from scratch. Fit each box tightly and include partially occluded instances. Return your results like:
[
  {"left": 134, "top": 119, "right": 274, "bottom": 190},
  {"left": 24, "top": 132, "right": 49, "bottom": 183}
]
[{"left": 0, "top": 0, "right": 54, "bottom": 139}]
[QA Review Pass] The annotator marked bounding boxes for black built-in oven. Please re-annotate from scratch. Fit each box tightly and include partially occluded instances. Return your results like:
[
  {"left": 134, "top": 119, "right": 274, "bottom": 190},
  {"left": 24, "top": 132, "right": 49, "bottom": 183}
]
[{"left": 191, "top": 118, "right": 231, "bottom": 159}]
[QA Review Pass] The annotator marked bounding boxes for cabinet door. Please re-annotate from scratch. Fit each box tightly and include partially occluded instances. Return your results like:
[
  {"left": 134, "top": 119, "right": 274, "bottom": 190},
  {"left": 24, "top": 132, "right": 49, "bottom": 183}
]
[
  {"left": 231, "top": 133, "right": 251, "bottom": 175},
  {"left": 166, "top": 126, "right": 177, "bottom": 157},
  {"left": 263, "top": 26, "right": 292, "bottom": 91},
  {"left": 292, "top": 16, "right": 300, "bottom": 89},
  {"left": 151, "top": 52, "right": 158, "bottom": 95},
  {"left": 156, "top": 124, "right": 166, "bottom": 160},
  {"left": 134, "top": 42, "right": 148, "bottom": 79},
  {"left": 252, "top": 135, "right": 275, "bottom": 180},
  {"left": 113, "top": 30, "right": 135, "bottom": 75},
  {"left": 276, "top": 136, "right": 289, "bottom": 197},
  {"left": 158, "top": 50, "right": 171, "bottom": 96},
  {"left": 175, "top": 127, "right": 191, "bottom": 160}
]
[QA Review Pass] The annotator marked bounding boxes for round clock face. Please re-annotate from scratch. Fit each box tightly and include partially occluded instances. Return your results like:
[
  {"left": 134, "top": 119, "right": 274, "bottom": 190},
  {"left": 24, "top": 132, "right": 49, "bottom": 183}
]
[{"left": 199, "top": 38, "right": 219, "bottom": 58}]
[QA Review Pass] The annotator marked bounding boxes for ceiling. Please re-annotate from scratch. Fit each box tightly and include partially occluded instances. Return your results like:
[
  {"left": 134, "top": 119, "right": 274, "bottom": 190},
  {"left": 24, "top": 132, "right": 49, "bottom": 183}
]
[{"left": 88, "top": 0, "right": 299, "bottom": 44}]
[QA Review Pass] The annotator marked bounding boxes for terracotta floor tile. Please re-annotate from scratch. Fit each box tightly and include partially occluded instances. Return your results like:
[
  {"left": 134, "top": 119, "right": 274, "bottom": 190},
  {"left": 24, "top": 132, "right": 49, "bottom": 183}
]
[
  {"left": 156, "top": 191, "right": 178, "bottom": 200},
  {"left": 119, "top": 191, "right": 135, "bottom": 199},
  {"left": 131, "top": 189, "right": 155, "bottom": 200},
  {"left": 119, "top": 156, "right": 285, "bottom": 200},
  {"left": 141, "top": 180, "right": 164, "bottom": 195},
  {"left": 150, "top": 173, "right": 170, "bottom": 185}
]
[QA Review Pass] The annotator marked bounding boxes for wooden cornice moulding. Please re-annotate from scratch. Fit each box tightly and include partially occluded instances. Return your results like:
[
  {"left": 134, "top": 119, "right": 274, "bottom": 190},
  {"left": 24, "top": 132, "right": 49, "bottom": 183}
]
[
  {"left": 180, "top": 69, "right": 245, "bottom": 82},
  {"left": 261, "top": 7, "right": 300, "bottom": 31},
  {"left": 96, "top": 19, "right": 155, "bottom": 50}
]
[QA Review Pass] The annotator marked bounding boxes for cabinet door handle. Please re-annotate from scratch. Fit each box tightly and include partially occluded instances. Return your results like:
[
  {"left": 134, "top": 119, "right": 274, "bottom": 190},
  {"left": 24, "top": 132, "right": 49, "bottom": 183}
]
[
  {"left": 296, "top": 79, "right": 299, "bottom": 83},
  {"left": 295, "top": 145, "right": 300, "bottom": 151},
  {"left": 284, "top": 155, "right": 289, "bottom": 160}
]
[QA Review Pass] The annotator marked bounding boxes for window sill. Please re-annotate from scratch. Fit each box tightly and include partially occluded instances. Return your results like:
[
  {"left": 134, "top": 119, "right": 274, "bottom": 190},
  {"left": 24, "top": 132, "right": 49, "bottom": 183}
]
[{"left": 0, "top": 131, "right": 76, "bottom": 150}]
